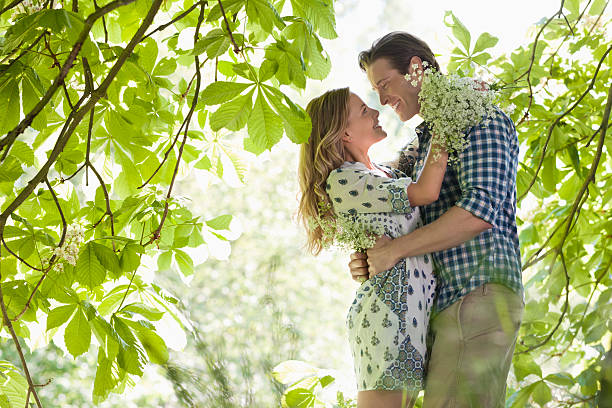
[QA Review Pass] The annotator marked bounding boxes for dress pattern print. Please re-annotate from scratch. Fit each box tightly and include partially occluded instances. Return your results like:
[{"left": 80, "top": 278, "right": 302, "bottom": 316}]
[{"left": 326, "top": 161, "right": 436, "bottom": 391}]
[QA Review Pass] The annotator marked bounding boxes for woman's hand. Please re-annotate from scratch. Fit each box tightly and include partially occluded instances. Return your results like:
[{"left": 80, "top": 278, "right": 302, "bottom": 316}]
[{"left": 366, "top": 235, "right": 398, "bottom": 277}]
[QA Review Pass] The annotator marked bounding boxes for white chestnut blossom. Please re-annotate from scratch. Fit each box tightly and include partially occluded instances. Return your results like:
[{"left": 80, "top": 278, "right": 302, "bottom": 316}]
[{"left": 53, "top": 225, "right": 85, "bottom": 269}]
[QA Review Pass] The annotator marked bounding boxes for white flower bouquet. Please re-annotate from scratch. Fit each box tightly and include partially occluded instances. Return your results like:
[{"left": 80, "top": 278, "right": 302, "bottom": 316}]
[
  {"left": 310, "top": 202, "right": 383, "bottom": 253},
  {"left": 408, "top": 63, "right": 499, "bottom": 162}
]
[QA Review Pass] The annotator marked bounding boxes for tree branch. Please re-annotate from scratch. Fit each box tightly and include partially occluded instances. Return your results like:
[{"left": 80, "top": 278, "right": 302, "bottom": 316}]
[
  {"left": 11, "top": 179, "right": 67, "bottom": 322},
  {"left": 0, "top": 0, "right": 164, "bottom": 258},
  {"left": 144, "top": 3, "right": 206, "bottom": 246},
  {"left": 518, "top": 44, "right": 612, "bottom": 202},
  {"left": 0, "top": 0, "right": 26, "bottom": 16},
  {"left": 0, "top": 256, "right": 43, "bottom": 407},
  {"left": 0, "top": 0, "right": 136, "bottom": 161},
  {"left": 518, "top": 82, "right": 612, "bottom": 354}
]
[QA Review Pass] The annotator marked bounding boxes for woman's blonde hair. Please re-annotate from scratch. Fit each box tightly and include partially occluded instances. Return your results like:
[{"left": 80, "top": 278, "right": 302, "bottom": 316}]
[{"left": 298, "top": 87, "right": 350, "bottom": 255}]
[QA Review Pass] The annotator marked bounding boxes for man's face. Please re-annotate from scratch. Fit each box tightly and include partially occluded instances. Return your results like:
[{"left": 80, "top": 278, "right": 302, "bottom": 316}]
[{"left": 366, "top": 57, "right": 421, "bottom": 122}]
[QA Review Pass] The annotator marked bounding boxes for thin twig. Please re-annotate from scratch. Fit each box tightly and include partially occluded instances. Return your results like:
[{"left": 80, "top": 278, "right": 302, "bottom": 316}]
[
  {"left": 218, "top": 0, "right": 241, "bottom": 53},
  {"left": 44, "top": 31, "right": 75, "bottom": 111},
  {"left": 0, "top": 30, "right": 47, "bottom": 68},
  {"left": 141, "top": 0, "right": 207, "bottom": 42}
]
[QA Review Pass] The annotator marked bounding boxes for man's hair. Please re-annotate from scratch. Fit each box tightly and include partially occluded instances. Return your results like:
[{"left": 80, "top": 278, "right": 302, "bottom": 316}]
[{"left": 358, "top": 32, "right": 441, "bottom": 74}]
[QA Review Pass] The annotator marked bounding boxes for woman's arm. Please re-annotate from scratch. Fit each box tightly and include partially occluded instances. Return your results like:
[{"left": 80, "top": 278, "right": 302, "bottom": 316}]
[{"left": 405, "top": 145, "right": 448, "bottom": 206}]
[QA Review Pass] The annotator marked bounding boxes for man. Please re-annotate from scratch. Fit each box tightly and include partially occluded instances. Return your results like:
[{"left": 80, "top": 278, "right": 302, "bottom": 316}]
[{"left": 350, "top": 32, "right": 525, "bottom": 407}]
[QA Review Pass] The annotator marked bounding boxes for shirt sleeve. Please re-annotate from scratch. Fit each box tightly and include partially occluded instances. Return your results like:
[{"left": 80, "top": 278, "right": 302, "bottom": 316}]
[
  {"left": 455, "top": 112, "right": 518, "bottom": 226},
  {"left": 326, "top": 167, "right": 414, "bottom": 215}
]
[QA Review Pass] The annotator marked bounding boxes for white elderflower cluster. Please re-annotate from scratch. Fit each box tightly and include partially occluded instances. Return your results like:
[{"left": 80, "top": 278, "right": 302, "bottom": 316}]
[
  {"left": 408, "top": 63, "right": 498, "bottom": 162},
  {"left": 53, "top": 225, "right": 85, "bottom": 271},
  {"left": 310, "top": 202, "right": 384, "bottom": 254}
]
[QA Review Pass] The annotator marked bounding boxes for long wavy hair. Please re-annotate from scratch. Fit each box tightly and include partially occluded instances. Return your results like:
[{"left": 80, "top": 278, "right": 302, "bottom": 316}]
[{"left": 298, "top": 88, "right": 350, "bottom": 255}]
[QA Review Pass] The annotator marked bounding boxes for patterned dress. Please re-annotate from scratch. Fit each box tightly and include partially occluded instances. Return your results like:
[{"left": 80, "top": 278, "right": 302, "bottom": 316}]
[{"left": 325, "top": 161, "right": 436, "bottom": 392}]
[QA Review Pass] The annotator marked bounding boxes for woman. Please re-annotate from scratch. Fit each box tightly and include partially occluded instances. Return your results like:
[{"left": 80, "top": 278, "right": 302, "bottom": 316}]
[{"left": 297, "top": 88, "right": 447, "bottom": 408}]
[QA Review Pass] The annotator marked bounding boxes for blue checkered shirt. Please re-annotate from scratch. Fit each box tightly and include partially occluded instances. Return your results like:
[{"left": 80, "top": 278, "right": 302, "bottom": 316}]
[{"left": 398, "top": 108, "right": 524, "bottom": 314}]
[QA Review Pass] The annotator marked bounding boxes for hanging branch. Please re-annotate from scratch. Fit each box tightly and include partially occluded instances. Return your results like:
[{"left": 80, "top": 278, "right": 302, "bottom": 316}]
[
  {"left": 518, "top": 82, "right": 612, "bottom": 354},
  {"left": 11, "top": 178, "right": 67, "bottom": 322},
  {"left": 0, "top": 263, "right": 44, "bottom": 408},
  {"left": 0, "top": 0, "right": 26, "bottom": 16},
  {"left": 518, "top": 44, "right": 612, "bottom": 202},
  {"left": 144, "top": 3, "right": 206, "bottom": 246},
  {"left": 138, "top": 57, "right": 209, "bottom": 190},
  {"left": 0, "top": 0, "right": 164, "bottom": 245},
  {"left": 0, "top": 0, "right": 137, "bottom": 161}
]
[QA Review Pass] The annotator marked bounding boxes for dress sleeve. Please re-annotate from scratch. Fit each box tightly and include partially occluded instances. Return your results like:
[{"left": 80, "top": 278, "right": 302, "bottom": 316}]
[{"left": 326, "top": 167, "right": 414, "bottom": 214}]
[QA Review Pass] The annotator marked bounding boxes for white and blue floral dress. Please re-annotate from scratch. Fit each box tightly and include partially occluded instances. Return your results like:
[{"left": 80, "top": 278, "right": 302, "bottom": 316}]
[{"left": 325, "top": 161, "right": 436, "bottom": 392}]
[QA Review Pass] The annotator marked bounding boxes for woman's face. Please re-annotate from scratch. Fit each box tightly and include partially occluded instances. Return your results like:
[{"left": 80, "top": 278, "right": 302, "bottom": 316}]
[{"left": 343, "top": 93, "right": 387, "bottom": 150}]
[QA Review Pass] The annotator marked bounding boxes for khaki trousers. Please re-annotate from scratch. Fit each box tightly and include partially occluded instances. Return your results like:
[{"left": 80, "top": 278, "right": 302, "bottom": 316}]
[{"left": 423, "top": 283, "right": 524, "bottom": 408}]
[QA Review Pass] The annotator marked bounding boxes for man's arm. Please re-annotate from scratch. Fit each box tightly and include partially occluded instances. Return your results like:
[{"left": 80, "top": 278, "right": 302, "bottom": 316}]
[
  {"left": 357, "top": 111, "right": 518, "bottom": 278},
  {"left": 364, "top": 206, "right": 491, "bottom": 276}
]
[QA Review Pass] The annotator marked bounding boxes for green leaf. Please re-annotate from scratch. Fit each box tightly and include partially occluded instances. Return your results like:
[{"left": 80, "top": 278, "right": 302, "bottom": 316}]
[
  {"left": 152, "top": 57, "right": 177, "bottom": 77},
  {"left": 206, "top": 214, "right": 233, "bottom": 230},
  {"left": 201, "top": 81, "right": 254, "bottom": 106},
  {"left": 0, "top": 157, "right": 23, "bottom": 182},
  {"left": 514, "top": 354, "right": 542, "bottom": 382},
  {"left": 545, "top": 372, "right": 574, "bottom": 386},
  {"left": 9, "top": 141, "right": 35, "bottom": 167},
  {"left": 194, "top": 28, "right": 231, "bottom": 59},
  {"left": 284, "top": 387, "right": 314, "bottom": 407},
  {"left": 589, "top": 0, "right": 606, "bottom": 15},
  {"left": 209, "top": 89, "right": 254, "bottom": 131},
  {"left": 507, "top": 382, "right": 537, "bottom": 408},
  {"left": 245, "top": 90, "right": 283, "bottom": 154},
  {"left": 119, "top": 243, "right": 143, "bottom": 273},
  {"left": 444, "top": 11, "right": 471, "bottom": 52},
  {"left": 92, "top": 353, "right": 118, "bottom": 404},
  {"left": 46, "top": 304, "right": 77, "bottom": 331},
  {"left": 75, "top": 242, "right": 107, "bottom": 289},
  {"left": 263, "top": 86, "right": 311, "bottom": 144},
  {"left": 473, "top": 32, "right": 499, "bottom": 54},
  {"left": 532, "top": 381, "right": 552, "bottom": 406},
  {"left": 64, "top": 308, "right": 91, "bottom": 358},
  {"left": 319, "top": 375, "right": 334, "bottom": 388},
  {"left": 174, "top": 249, "right": 194, "bottom": 276},
  {"left": 259, "top": 60, "right": 278, "bottom": 82},
  {"left": 121, "top": 302, "right": 164, "bottom": 321},
  {"left": 0, "top": 365, "right": 28, "bottom": 408},
  {"left": 92, "top": 242, "right": 122, "bottom": 279},
  {"left": 135, "top": 329, "right": 169, "bottom": 364}
]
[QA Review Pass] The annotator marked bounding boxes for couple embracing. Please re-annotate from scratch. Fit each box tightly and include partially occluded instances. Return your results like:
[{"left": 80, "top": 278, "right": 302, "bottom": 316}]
[{"left": 297, "top": 32, "right": 525, "bottom": 408}]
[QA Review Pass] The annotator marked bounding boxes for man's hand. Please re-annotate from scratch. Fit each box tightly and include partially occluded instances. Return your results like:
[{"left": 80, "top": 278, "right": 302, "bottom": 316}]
[
  {"left": 366, "top": 235, "right": 397, "bottom": 277},
  {"left": 349, "top": 252, "right": 368, "bottom": 283}
]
